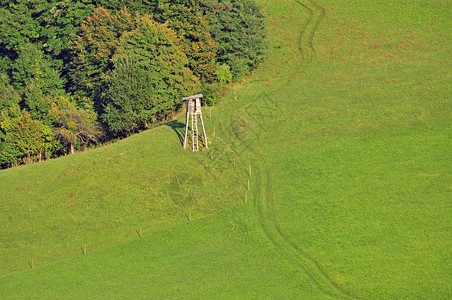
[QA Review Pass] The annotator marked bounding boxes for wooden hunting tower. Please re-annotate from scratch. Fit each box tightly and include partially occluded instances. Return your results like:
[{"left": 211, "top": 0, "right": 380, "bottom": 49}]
[{"left": 183, "top": 94, "right": 208, "bottom": 151}]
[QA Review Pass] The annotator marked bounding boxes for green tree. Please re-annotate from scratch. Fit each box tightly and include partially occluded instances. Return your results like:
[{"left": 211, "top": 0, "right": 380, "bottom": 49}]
[
  {"left": 201, "top": 0, "right": 266, "bottom": 81},
  {"left": 12, "top": 43, "right": 64, "bottom": 94},
  {"left": 101, "top": 17, "right": 199, "bottom": 135},
  {"left": 0, "top": 72, "right": 21, "bottom": 111},
  {"left": 11, "top": 43, "right": 64, "bottom": 123},
  {"left": 0, "top": 1, "right": 41, "bottom": 57},
  {"left": 35, "top": 0, "right": 96, "bottom": 62}
]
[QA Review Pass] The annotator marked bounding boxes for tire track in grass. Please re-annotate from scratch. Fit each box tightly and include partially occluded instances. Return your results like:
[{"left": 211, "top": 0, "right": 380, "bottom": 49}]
[
  {"left": 252, "top": 162, "right": 356, "bottom": 299},
  {"left": 296, "top": 0, "right": 325, "bottom": 62},
  {"left": 247, "top": 1, "right": 356, "bottom": 298}
]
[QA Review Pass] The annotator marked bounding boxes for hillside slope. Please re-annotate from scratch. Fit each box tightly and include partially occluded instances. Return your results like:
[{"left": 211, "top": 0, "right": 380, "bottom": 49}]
[{"left": 0, "top": 100, "right": 246, "bottom": 276}]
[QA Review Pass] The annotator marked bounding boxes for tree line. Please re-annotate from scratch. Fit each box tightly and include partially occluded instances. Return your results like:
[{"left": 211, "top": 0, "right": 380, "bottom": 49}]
[{"left": 0, "top": 0, "right": 266, "bottom": 168}]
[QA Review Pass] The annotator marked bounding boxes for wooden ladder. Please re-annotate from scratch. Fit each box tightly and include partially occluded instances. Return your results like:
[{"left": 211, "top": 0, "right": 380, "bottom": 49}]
[{"left": 191, "top": 113, "right": 199, "bottom": 151}]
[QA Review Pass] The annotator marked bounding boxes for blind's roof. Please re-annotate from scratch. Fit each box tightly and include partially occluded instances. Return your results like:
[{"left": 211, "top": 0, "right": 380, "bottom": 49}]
[{"left": 182, "top": 94, "right": 203, "bottom": 101}]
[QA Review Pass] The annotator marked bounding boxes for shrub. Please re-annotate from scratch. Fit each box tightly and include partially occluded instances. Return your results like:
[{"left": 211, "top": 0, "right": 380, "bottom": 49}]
[
  {"left": 215, "top": 63, "right": 233, "bottom": 87},
  {"left": 201, "top": 81, "right": 223, "bottom": 106},
  {"left": 201, "top": 64, "right": 232, "bottom": 106}
]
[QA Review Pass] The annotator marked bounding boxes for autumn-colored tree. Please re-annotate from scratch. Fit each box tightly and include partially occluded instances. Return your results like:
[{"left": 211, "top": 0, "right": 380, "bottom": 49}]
[
  {"left": 153, "top": 1, "right": 217, "bottom": 81},
  {"left": 0, "top": 110, "right": 54, "bottom": 166},
  {"left": 69, "top": 7, "right": 135, "bottom": 100}
]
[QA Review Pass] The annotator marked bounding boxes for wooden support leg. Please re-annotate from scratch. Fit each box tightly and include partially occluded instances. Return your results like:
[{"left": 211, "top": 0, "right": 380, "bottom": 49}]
[
  {"left": 183, "top": 109, "right": 189, "bottom": 149},
  {"left": 199, "top": 113, "right": 208, "bottom": 148}
]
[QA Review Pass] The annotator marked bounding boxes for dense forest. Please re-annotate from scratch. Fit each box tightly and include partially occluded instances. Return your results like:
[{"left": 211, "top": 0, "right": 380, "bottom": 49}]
[{"left": 0, "top": 0, "right": 266, "bottom": 168}]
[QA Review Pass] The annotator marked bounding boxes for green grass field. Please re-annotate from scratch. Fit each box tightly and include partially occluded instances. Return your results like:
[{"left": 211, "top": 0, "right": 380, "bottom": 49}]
[{"left": 1, "top": 0, "right": 451, "bottom": 298}]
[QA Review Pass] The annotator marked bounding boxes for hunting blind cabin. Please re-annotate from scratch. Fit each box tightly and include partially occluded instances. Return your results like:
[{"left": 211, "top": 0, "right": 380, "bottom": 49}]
[{"left": 183, "top": 94, "right": 208, "bottom": 151}]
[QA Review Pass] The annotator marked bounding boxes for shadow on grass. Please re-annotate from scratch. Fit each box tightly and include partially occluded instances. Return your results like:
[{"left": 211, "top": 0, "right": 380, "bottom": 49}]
[{"left": 165, "top": 120, "right": 186, "bottom": 147}]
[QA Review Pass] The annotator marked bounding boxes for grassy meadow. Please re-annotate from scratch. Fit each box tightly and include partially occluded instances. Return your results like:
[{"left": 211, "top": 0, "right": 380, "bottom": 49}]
[{"left": 1, "top": 0, "right": 451, "bottom": 298}]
